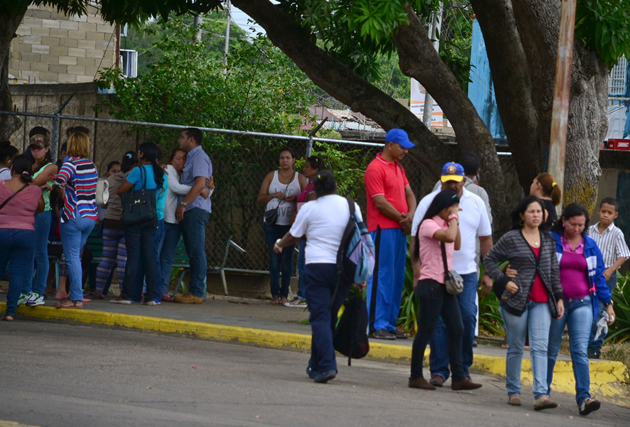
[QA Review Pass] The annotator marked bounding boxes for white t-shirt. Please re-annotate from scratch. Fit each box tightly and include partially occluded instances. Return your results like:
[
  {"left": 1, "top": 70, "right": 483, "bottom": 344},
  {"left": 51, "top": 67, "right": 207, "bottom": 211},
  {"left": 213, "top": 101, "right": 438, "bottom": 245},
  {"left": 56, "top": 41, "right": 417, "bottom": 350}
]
[
  {"left": 0, "top": 167, "right": 11, "bottom": 180},
  {"left": 411, "top": 188, "right": 492, "bottom": 274},
  {"left": 290, "top": 194, "right": 363, "bottom": 265}
]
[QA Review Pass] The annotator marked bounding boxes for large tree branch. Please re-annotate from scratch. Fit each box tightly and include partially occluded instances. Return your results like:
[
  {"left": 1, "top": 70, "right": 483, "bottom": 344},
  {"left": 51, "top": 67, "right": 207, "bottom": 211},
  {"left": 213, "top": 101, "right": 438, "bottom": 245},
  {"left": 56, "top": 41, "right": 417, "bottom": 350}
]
[
  {"left": 232, "top": 0, "right": 452, "bottom": 176},
  {"left": 393, "top": 6, "right": 509, "bottom": 232},
  {"left": 470, "top": 0, "right": 543, "bottom": 188},
  {"left": 0, "top": 3, "right": 28, "bottom": 139}
]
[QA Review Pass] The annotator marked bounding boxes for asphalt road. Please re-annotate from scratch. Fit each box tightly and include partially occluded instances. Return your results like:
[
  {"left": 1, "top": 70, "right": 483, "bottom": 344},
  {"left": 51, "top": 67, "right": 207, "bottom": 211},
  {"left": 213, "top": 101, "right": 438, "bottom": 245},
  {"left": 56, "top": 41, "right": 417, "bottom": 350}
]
[{"left": 0, "top": 321, "right": 628, "bottom": 427}]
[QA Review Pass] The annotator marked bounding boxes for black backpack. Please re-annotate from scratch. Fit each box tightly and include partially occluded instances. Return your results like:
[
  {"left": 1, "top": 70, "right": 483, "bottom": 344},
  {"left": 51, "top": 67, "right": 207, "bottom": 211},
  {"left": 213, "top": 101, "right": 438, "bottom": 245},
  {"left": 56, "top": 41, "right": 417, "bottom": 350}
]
[{"left": 333, "top": 295, "right": 370, "bottom": 366}]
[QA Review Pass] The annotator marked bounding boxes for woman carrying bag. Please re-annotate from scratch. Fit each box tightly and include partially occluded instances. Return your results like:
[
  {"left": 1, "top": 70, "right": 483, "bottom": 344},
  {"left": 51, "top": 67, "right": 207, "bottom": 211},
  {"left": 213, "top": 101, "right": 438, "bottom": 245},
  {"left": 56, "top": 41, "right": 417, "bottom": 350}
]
[
  {"left": 408, "top": 190, "right": 482, "bottom": 391},
  {"left": 257, "top": 147, "right": 305, "bottom": 305},
  {"left": 116, "top": 142, "right": 167, "bottom": 306},
  {"left": 0, "top": 155, "right": 44, "bottom": 320}
]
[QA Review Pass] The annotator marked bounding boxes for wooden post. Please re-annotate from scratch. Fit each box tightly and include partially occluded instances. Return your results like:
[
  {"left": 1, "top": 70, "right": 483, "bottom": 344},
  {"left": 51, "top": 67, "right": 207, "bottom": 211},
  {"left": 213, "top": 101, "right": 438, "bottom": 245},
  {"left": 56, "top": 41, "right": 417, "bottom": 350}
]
[{"left": 548, "top": 0, "right": 577, "bottom": 210}]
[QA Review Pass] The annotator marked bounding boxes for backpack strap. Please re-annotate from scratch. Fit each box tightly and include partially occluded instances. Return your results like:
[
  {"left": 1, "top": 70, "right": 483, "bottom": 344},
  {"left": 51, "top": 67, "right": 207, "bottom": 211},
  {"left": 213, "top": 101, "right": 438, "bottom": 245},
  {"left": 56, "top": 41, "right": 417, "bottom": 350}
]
[{"left": 329, "top": 197, "right": 356, "bottom": 309}]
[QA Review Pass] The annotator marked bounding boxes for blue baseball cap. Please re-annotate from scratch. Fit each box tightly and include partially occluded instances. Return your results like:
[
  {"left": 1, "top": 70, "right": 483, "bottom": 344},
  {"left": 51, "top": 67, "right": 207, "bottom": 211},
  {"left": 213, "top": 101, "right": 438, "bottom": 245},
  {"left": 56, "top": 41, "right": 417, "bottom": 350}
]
[
  {"left": 440, "top": 162, "right": 465, "bottom": 183},
  {"left": 385, "top": 129, "right": 415, "bottom": 149}
]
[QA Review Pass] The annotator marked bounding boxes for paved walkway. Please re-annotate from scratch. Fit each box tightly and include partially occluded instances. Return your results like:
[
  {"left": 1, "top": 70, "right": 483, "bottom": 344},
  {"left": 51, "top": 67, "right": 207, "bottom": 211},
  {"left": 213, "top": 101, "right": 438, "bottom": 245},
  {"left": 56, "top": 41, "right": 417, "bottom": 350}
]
[{"left": 0, "top": 292, "right": 628, "bottom": 408}]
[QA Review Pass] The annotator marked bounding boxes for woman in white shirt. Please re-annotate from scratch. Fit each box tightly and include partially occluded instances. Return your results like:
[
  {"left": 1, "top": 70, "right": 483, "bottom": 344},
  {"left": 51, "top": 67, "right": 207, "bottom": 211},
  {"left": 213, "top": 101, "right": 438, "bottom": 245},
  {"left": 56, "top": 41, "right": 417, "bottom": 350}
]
[
  {"left": 159, "top": 147, "right": 211, "bottom": 301},
  {"left": 274, "top": 169, "right": 363, "bottom": 384}
]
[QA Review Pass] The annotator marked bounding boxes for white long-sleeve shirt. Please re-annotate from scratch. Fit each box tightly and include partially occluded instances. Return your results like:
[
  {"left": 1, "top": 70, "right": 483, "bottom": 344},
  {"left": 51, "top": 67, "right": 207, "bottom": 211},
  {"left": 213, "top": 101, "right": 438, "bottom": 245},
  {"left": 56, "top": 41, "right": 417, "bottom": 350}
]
[{"left": 164, "top": 164, "right": 192, "bottom": 224}]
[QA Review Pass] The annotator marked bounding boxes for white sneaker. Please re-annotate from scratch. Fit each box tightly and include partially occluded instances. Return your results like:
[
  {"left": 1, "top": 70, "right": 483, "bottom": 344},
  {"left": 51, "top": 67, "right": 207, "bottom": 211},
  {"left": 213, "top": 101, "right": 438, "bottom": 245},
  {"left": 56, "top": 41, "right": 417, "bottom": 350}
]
[
  {"left": 285, "top": 298, "right": 307, "bottom": 308},
  {"left": 17, "top": 292, "right": 33, "bottom": 305},
  {"left": 26, "top": 293, "right": 45, "bottom": 307}
]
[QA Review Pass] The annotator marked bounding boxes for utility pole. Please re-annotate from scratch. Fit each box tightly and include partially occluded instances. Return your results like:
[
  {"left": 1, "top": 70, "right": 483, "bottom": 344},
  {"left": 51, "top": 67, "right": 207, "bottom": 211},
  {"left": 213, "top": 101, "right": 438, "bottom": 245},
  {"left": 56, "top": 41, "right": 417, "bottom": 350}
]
[
  {"left": 423, "top": 2, "right": 443, "bottom": 127},
  {"left": 223, "top": 0, "right": 231, "bottom": 75},
  {"left": 193, "top": 14, "right": 203, "bottom": 42},
  {"left": 548, "top": 0, "right": 577, "bottom": 211}
]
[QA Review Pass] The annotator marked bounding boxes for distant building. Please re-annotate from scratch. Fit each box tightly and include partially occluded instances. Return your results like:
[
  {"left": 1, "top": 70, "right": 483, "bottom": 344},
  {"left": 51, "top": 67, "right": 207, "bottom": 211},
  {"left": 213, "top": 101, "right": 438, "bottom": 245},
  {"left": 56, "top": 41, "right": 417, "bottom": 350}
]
[{"left": 8, "top": 5, "right": 118, "bottom": 85}]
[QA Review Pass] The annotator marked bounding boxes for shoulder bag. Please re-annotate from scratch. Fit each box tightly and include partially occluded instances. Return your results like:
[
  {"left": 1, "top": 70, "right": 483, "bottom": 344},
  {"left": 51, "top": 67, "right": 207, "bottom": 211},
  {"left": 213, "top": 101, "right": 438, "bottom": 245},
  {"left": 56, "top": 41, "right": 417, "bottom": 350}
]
[
  {"left": 120, "top": 166, "right": 157, "bottom": 226},
  {"left": 441, "top": 241, "right": 464, "bottom": 295},
  {"left": 264, "top": 183, "right": 289, "bottom": 226}
]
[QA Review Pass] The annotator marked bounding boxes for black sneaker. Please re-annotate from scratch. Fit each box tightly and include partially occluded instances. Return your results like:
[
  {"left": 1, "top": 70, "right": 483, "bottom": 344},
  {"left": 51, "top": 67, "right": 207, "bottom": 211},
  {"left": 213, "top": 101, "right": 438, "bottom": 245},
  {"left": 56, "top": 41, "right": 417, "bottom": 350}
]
[
  {"left": 313, "top": 369, "right": 337, "bottom": 384},
  {"left": 306, "top": 367, "right": 316, "bottom": 379},
  {"left": 579, "top": 398, "right": 601, "bottom": 416},
  {"left": 369, "top": 329, "right": 396, "bottom": 340},
  {"left": 391, "top": 330, "right": 409, "bottom": 339},
  {"left": 587, "top": 348, "right": 601, "bottom": 359}
]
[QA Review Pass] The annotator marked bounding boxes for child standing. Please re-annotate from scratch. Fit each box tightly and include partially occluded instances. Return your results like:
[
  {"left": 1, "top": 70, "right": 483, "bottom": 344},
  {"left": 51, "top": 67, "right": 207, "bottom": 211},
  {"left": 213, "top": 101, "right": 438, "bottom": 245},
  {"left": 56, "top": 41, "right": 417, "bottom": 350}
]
[{"left": 587, "top": 197, "right": 630, "bottom": 358}]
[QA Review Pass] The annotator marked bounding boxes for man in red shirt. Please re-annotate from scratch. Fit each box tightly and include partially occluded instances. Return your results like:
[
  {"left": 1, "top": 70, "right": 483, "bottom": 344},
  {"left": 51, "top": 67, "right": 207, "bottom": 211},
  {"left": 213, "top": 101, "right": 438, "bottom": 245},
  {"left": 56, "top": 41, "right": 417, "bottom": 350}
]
[{"left": 364, "top": 129, "right": 417, "bottom": 340}]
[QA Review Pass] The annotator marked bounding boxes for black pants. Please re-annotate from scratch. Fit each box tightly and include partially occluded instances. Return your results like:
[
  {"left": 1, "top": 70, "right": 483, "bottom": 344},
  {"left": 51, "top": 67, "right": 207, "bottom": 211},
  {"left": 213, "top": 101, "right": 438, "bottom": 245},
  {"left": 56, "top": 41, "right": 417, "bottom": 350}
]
[
  {"left": 410, "top": 279, "right": 465, "bottom": 381},
  {"left": 122, "top": 221, "right": 158, "bottom": 302}
]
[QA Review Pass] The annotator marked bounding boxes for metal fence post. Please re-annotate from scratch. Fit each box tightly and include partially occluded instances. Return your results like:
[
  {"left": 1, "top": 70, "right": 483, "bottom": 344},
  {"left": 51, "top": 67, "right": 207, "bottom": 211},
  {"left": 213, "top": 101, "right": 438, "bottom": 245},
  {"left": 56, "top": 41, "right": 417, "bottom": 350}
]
[
  {"left": 51, "top": 94, "right": 75, "bottom": 162},
  {"left": 306, "top": 135, "right": 313, "bottom": 158}
]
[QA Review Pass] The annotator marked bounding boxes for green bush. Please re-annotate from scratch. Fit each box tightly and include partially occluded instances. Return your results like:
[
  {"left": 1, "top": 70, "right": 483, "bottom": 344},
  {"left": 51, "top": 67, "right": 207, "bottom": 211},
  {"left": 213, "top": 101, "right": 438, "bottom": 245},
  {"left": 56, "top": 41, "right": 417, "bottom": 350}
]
[{"left": 606, "top": 272, "right": 630, "bottom": 343}]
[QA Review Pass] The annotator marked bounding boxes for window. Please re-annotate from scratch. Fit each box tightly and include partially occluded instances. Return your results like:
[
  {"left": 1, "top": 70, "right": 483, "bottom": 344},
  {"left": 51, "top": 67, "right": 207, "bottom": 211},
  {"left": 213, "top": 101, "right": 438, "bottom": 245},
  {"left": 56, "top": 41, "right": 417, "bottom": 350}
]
[{"left": 609, "top": 57, "right": 627, "bottom": 96}]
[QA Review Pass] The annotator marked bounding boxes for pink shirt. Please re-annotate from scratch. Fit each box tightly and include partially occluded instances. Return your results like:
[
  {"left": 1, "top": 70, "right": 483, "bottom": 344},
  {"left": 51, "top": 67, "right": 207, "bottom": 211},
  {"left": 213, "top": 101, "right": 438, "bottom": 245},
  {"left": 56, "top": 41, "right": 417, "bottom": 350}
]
[
  {"left": 296, "top": 182, "right": 314, "bottom": 212},
  {"left": 0, "top": 182, "right": 42, "bottom": 230},
  {"left": 418, "top": 216, "right": 453, "bottom": 284}
]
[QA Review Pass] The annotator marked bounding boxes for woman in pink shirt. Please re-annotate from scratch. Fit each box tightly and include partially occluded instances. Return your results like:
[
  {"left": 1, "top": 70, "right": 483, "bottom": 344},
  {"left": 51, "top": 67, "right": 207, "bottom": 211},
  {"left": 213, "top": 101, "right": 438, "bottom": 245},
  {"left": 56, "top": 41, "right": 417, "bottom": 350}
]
[
  {"left": 409, "top": 190, "right": 482, "bottom": 391},
  {"left": 0, "top": 155, "right": 44, "bottom": 320}
]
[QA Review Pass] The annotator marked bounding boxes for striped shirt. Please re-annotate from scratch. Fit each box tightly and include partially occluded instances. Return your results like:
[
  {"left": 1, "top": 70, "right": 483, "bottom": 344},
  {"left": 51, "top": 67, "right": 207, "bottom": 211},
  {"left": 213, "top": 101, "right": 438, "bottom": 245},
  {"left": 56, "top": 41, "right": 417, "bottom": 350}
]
[
  {"left": 54, "top": 157, "right": 98, "bottom": 222},
  {"left": 587, "top": 222, "right": 630, "bottom": 268}
]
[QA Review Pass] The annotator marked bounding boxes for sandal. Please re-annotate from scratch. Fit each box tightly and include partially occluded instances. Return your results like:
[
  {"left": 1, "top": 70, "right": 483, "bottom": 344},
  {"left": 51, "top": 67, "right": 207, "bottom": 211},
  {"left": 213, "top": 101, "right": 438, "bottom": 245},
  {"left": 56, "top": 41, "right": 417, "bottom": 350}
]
[
  {"left": 1, "top": 314, "right": 14, "bottom": 321},
  {"left": 55, "top": 299, "right": 83, "bottom": 309},
  {"left": 270, "top": 297, "right": 282, "bottom": 305},
  {"left": 55, "top": 292, "right": 69, "bottom": 301},
  {"left": 0, "top": 288, "right": 7, "bottom": 294}
]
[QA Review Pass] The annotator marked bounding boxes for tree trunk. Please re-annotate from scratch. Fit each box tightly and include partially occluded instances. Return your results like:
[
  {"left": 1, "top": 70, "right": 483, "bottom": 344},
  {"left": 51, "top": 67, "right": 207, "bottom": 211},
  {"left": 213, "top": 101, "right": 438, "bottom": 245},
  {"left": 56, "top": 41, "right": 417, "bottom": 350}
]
[
  {"left": 476, "top": 0, "right": 609, "bottom": 213},
  {"left": 0, "top": 4, "right": 28, "bottom": 141}
]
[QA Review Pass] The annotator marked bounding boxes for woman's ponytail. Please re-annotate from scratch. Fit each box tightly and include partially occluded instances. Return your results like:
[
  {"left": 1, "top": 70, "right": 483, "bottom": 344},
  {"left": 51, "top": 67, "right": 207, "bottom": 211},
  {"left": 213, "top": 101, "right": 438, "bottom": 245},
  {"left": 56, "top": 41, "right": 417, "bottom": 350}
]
[{"left": 11, "top": 155, "right": 33, "bottom": 184}]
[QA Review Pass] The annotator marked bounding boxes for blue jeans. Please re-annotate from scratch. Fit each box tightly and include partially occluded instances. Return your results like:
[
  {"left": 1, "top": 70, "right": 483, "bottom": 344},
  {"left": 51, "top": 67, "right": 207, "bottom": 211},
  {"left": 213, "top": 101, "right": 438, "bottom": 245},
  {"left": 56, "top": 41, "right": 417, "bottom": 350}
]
[
  {"left": 123, "top": 221, "right": 158, "bottom": 302},
  {"left": 0, "top": 229, "right": 36, "bottom": 316},
  {"left": 181, "top": 208, "right": 210, "bottom": 298},
  {"left": 263, "top": 223, "right": 294, "bottom": 298},
  {"left": 366, "top": 228, "right": 406, "bottom": 332},
  {"left": 430, "top": 272, "right": 478, "bottom": 380},
  {"left": 135, "top": 219, "right": 165, "bottom": 302},
  {"left": 547, "top": 296, "right": 593, "bottom": 406},
  {"left": 31, "top": 211, "right": 52, "bottom": 295},
  {"left": 160, "top": 222, "right": 182, "bottom": 296},
  {"left": 501, "top": 302, "right": 552, "bottom": 399},
  {"left": 588, "top": 272, "right": 617, "bottom": 352},
  {"left": 296, "top": 238, "right": 306, "bottom": 300},
  {"left": 60, "top": 217, "right": 95, "bottom": 301},
  {"left": 305, "top": 263, "right": 351, "bottom": 374}
]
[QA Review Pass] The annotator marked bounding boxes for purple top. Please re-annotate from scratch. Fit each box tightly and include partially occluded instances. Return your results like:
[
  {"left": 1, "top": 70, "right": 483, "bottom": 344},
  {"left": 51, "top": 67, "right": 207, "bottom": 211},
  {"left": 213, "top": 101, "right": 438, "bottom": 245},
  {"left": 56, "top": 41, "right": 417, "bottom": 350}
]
[
  {"left": 181, "top": 145, "right": 213, "bottom": 213},
  {"left": 559, "top": 251, "right": 590, "bottom": 299}
]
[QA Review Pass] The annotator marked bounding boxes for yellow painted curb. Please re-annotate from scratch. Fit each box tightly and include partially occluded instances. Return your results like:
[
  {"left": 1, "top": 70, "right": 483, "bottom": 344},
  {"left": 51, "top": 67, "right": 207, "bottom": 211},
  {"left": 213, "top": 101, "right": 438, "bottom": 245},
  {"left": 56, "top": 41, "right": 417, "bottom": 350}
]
[{"left": 4, "top": 303, "right": 628, "bottom": 407}]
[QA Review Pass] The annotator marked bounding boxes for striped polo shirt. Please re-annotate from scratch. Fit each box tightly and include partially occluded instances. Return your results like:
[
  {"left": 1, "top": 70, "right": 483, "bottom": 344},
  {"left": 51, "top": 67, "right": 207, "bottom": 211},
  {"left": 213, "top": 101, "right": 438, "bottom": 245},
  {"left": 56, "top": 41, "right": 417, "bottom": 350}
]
[
  {"left": 587, "top": 222, "right": 630, "bottom": 268},
  {"left": 54, "top": 156, "right": 98, "bottom": 222}
]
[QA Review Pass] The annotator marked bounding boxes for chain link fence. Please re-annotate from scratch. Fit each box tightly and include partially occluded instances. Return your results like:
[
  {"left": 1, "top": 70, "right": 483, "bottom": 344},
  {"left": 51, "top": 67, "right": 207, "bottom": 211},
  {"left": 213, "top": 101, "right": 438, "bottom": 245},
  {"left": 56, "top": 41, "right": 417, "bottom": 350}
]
[{"left": 0, "top": 111, "right": 520, "bottom": 276}]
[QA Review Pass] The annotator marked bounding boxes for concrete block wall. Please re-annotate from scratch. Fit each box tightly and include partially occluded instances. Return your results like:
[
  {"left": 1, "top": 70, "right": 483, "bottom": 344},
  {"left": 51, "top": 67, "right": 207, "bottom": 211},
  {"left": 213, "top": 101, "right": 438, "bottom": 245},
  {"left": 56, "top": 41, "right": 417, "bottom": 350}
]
[{"left": 9, "top": 5, "right": 117, "bottom": 85}]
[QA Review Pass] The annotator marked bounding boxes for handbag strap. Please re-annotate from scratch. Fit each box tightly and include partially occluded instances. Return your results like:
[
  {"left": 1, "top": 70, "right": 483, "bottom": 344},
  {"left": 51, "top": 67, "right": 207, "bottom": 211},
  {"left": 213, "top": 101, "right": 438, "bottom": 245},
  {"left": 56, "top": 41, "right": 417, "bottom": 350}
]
[
  {"left": 139, "top": 165, "right": 147, "bottom": 191},
  {"left": 0, "top": 183, "right": 29, "bottom": 211},
  {"left": 440, "top": 241, "right": 449, "bottom": 283}
]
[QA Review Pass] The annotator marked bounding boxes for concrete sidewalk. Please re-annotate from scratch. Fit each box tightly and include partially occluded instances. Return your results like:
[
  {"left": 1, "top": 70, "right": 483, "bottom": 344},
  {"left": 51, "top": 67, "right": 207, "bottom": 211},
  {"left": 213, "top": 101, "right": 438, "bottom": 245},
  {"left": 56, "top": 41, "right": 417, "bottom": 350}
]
[{"left": 1, "top": 294, "right": 628, "bottom": 407}]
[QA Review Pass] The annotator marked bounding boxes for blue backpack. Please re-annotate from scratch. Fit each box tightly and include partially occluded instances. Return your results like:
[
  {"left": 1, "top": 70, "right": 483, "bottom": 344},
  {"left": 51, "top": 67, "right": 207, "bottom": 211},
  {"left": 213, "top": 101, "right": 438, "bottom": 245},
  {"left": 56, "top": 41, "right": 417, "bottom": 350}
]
[{"left": 337, "top": 198, "right": 376, "bottom": 285}]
